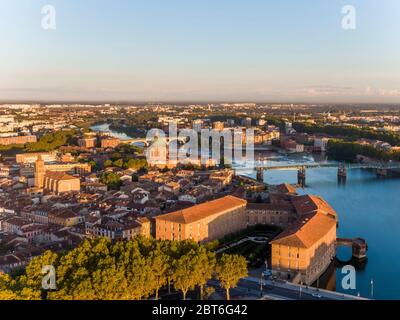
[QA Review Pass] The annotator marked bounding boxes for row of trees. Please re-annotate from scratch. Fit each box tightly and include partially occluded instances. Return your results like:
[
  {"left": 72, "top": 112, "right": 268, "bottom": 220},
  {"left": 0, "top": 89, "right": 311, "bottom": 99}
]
[
  {"left": 293, "top": 122, "right": 400, "bottom": 146},
  {"left": 0, "top": 237, "right": 247, "bottom": 301},
  {"left": 327, "top": 139, "right": 400, "bottom": 162},
  {"left": 104, "top": 158, "right": 148, "bottom": 170},
  {"left": 100, "top": 172, "right": 123, "bottom": 190}
]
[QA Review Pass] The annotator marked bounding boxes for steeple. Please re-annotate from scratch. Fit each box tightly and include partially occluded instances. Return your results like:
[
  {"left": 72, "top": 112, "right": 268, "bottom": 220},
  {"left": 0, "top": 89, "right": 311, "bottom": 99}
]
[{"left": 34, "top": 155, "right": 45, "bottom": 188}]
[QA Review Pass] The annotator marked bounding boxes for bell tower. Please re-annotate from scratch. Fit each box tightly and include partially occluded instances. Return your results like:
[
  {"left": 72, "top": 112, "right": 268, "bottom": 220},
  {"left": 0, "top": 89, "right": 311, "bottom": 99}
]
[{"left": 34, "top": 155, "right": 45, "bottom": 188}]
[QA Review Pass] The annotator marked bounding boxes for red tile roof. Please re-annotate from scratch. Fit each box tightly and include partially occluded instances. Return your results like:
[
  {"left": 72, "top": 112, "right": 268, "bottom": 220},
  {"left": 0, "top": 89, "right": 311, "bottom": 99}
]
[
  {"left": 270, "top": 212, "right": 336, "bottom": 248},
  {"left": 155, "top": 195, "right": 247, "bottom": 224},
  {"left": 292, "top": 195, "right": 337, "bottom": 219}
]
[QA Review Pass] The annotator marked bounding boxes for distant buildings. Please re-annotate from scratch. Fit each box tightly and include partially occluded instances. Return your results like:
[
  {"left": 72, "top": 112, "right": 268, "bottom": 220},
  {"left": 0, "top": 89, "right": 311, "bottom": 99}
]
[
  {"left": 16, "top": 152, "right": 57, "bottom": 164},
  {"left": 242, "top": 117, "right": 252, "bottom": 128},
  {"left": 212, "top": 121, "right": 225, "bottom": 131},
  {"left": 78, "top": 137, "right": 97, "bottom": 148},
  {"left": 285, "top": 122, "right": 296, "bottom": 135},
  {"left": 192, "top": 119, "right": 203, "bottom": 133},
  {"left": 281, "top": 138, "right": 304, "bottom": 153},
  {"left": 314, "top": 137, "right": 330, "bottom": 153},
  {"left": 101, "top": 137, "right": 121, "bottom": 149},
  {"left": 0, "top": 135, "right": 37, "bottom": 146}
]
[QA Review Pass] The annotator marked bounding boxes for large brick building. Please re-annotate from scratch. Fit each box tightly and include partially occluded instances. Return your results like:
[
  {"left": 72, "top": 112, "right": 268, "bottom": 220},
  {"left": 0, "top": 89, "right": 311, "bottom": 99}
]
[
  {"left": 155, "top": 195, "right": 247, "bottom": 242},
  {"left": 155, "top": 187, "right": 338, "bottom": 286},
  {"left": 269, "top": 195, "right": 338, "bottom": 285},
  {"left": 246, "top": 203, "right": 295, "bottom": 228}
]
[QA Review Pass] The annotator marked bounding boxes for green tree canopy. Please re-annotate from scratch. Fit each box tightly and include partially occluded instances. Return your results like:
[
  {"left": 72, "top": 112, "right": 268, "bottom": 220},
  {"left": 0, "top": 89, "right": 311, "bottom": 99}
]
[{"left": 215, "top": 254, "right": 248, "bottom": 300}]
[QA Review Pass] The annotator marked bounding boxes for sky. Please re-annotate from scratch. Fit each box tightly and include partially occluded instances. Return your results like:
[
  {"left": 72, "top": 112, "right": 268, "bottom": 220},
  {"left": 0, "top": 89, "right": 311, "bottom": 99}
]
[{"left": 0, "top": 0, "right": 400, "bottom": 103}]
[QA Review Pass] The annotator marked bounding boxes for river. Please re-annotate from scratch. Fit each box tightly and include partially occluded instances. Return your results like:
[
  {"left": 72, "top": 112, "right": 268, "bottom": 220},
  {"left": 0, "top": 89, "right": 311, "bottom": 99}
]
[
  {"left": 92, "top": 123, "right": 400, "bottom": 299},
  {"left": 245, "top": 152, "right": 400, "bottom": 300}
]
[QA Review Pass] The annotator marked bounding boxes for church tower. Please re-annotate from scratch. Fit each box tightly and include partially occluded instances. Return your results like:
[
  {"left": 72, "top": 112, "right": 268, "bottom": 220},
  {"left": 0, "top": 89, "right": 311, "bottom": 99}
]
[{"left": 34, "top": 155, "right": 45, "bottom": 188}]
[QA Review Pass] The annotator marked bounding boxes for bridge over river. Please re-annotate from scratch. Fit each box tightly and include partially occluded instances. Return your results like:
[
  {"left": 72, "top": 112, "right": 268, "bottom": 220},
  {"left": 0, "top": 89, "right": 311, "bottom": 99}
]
[
  {"left": 233, "top": 161, "right": 400, "bottom": 186},
  {"left": 235, "top": 161, "right": 400, "bottom": 171}
]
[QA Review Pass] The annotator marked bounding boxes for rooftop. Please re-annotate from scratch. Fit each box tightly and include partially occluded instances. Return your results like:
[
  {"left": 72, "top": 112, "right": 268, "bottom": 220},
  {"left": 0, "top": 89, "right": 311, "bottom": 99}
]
[
  {"left": 155, "top": 195, "right": 247, "bottom": 224},
  {"left": 270, "top": 212, "right": 336, "bottom": 248},
  {"left": 45, "top": 171, "right": 79, "bottom": 181}
]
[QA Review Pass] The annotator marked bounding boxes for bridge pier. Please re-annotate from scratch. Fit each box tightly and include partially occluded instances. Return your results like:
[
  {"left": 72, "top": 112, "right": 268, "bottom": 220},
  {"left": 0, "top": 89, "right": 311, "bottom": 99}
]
[
  {"left": 256, "top": 168, "right": 265, "bottom": 182},
  {"left": 297, "top": 167, "right": 306, "bottom": 187},
  {"left": 338, "top": 165, "right": 347, "bottom": 182},
  {"left": 352, "top": 238, "right": 368, "bottom": 259}
]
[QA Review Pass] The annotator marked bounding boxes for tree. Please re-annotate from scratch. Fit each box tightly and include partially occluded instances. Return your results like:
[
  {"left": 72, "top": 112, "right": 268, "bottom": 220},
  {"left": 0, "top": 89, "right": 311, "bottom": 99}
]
[
  {"left": 2, "top": 237, "right": 231, "bottom": 301},
  {"left": 0, "top": 273, "right": 18, "bottom": 300},
  {"left": 25, "top": 130, "right": 76, "bottom": 152},
  {"left": 100, "top": 172, "right": 122, "bottom": 190},
  {"left": 215, "top": 254, "right": 248, "bottom": 300},
  {"left": 103, "top": 160, "right": 113, "bottom": 168},
  {"left": 15, "top": 250, "right": 58, "bottom": 300},
  {"left": 147, "top": 245, "right": 169, "bottom": 300},
  {"left": 126, "top": 158, "right": 148, "bottom": 170},
  {"left": 113, "top": 159, "right": 124, "bottom": 168},
  {"left": 193, "top": 247, "right": 216, "bottom": 300},
  {"left": 172, "top": 250, "right": 199, "bottom": 300}
]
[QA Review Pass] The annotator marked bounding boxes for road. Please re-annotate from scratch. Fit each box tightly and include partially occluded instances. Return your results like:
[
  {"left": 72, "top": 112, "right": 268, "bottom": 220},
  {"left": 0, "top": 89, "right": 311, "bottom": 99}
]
[{"left": 208, "top": 277, "right": 366, "bottom": 300}]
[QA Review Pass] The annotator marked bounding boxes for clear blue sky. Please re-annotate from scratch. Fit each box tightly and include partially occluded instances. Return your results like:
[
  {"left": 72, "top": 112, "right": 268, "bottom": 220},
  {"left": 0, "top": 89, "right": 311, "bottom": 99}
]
[{"left": 0, "top": 0, "right": 399, "bottom": 103}]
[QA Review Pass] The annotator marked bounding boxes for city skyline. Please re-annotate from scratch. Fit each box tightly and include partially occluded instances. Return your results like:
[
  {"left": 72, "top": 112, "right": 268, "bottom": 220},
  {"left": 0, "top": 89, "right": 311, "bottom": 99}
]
[{"left": 1, "top": 0, "right": 400, "bottom": 103}]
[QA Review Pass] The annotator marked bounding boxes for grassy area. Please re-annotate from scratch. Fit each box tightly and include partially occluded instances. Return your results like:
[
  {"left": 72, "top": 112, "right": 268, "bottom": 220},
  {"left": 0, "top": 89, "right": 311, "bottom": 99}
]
[
  {"left": 218, "top": 224, "right": 282, "bottom": 246},
  {"left": 224, "top": 241, "right": 268, "bottom": 268},
  {"left": 217, "top": 224, "right": 282, "bottom": 268}
]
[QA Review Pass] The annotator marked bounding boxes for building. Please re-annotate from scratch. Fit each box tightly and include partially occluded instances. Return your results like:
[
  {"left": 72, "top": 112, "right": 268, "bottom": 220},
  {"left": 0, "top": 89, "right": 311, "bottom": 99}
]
[
  {"left": 0, "top": 135, "right": 37, "bottom": 146},
  {"left": 48, "top": 210, "right": 84, "bottom": 226},
  {"left": 101, "top": 137, "right": 121, "bottom": 149},
  {"left": 269, "top": 195, "right": 338, "bottom": 285},
  {"left": 78, "top": 137, "right": 97, "bottom": 148},
  {"left": 33, "top": 156, "right": 90, "bottom": 189},
  {"left": 242, "top": 117, "right": 252, "bottom": 128},
  {"left": 146, "top": 139, "right": 169, "bottom": 168},
  {"left": 155, "top": 195, "right": 247, "bottom": 242},
  {"left": 34, "top": 156, "right": 45, "bottom": 188},
  {"left": 212, "top": 121, "right": 225, "bottom": 131},
  {"left": 86, "top": 217, "right": 149, "bottom": 240},
  {"left": 16, "top": 152, "right": 57, "bottom": 164},
  {"left": 314, "top": 137, "right": 329, "bottom": 152},
  {"left": 246, "top": 203, "right": 294, "bottom": 228},
  {"left": 192, "top": 119, "right": 204, "bottom": 133},
  {"left": 42, "top": 171, "right": 81, "bottom": 194}
]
